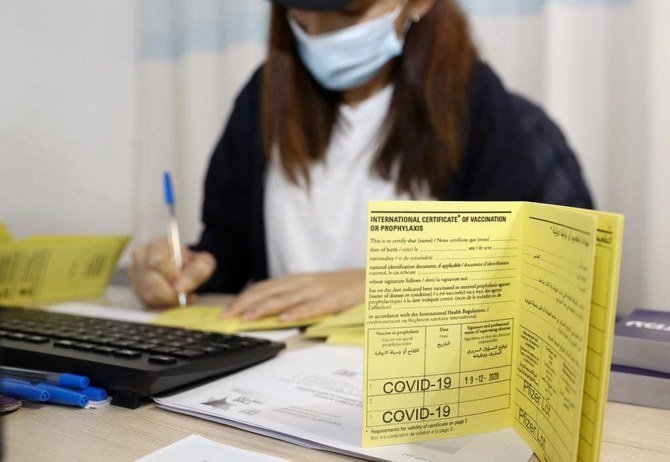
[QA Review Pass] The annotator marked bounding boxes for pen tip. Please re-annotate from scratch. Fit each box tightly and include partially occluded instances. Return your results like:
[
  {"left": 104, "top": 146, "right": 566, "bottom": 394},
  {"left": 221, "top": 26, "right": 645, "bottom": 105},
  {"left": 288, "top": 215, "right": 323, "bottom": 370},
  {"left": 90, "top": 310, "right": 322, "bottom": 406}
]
[{"left": 164, "top": 171, "right": 175, "bottom": 206}]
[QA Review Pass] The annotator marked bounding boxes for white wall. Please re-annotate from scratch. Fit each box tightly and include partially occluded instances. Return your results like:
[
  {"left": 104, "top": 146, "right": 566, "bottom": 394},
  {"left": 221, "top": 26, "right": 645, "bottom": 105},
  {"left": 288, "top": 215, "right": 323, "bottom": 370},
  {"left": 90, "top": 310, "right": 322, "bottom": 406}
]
[
  {"left": 470, "top": 1, "right": 670, "bottom": 314},
  {"left": 641, "top": 0, "right": 670, "bottom": 310},
  {"left": 0, "top": 1, "right": 138, "bottom": 238},
  {"left": 135, "top": 46, "right": 266, "bottom": 250}
]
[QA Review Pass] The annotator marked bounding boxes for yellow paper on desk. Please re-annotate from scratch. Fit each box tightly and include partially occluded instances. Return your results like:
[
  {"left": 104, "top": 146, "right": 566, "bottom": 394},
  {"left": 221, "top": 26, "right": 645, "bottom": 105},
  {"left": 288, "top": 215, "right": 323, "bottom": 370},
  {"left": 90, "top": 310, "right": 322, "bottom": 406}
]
[
  {"left": 305, "top": 303, "right": 365, "bottom": 338},
  {"left": 326, "top": 326, "right": 364, "bottom": 345},
  {"left": 0, "top": 224, "right": 11, "bottom": 243},
  {"left": 0, "top": 234, "right": 129, "bottom": 306},
  {"left": 304, "top": 304, "right": 365, "bottom": 344},
  {"left": 362, "top": 201, "right": 623, "bottom": 462},
  {"left": 152, "top": 306, "right": 328, "bottom": 333}
]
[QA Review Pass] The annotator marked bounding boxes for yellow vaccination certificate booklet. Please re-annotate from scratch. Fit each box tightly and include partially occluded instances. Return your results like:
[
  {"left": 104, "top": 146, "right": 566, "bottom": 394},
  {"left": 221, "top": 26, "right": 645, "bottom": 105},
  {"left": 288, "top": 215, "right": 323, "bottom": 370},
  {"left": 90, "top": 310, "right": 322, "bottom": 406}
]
[
  {"left": 0, "top": 235, "right": 129, "bottom": 305},
  {"left": 362, "top": 201, "right": 623, "bottom": 462}
]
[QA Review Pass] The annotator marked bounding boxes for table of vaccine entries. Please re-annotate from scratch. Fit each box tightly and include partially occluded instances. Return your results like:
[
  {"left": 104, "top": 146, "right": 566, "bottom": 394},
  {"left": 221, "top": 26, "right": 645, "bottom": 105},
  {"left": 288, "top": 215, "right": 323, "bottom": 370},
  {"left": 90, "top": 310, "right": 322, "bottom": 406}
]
[{"left": 3, "top": 286, "right": 670, "bottom": 462}]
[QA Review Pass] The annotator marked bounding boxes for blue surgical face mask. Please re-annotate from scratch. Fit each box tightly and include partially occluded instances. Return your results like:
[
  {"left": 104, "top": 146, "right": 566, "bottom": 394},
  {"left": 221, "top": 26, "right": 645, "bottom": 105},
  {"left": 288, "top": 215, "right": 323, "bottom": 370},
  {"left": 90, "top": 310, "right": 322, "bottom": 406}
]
[{"left": 287, "top": 5, "right": 405, "bottom": 91}]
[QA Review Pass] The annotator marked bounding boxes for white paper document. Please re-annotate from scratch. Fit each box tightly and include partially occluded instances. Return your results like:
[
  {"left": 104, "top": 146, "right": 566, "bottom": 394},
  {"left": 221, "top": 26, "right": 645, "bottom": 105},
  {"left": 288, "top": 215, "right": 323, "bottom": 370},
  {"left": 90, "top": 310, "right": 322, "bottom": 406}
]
[
  {"left": 136, "top": 434, "right": 289, "bottom": 462},
  {"left": 155, "top": 345, "right": 533, "bottom": 461},
  {"left": 48, "top": 302, "right": 158, "bottom": 324},
  {"left": 47, "top": 302, "right": 298, "bottom": 341}
]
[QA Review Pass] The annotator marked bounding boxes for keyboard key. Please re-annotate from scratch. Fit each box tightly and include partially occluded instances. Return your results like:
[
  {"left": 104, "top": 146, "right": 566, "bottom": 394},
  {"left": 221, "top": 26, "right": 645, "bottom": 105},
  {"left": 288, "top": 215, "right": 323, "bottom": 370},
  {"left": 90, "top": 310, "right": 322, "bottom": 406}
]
[
  {"left": 148, "top": 346, "right": 178, "bottom": 355},
  {"left": 165, "top": 340, "right": 192, "bottom": 348},
  {"left": 128, "top": 343, "right": 155, "bottom": 352},
  {"left": 110, "top": 340, "right": 136, "bottom": 348},
  {"left": 73, "top": 343, "right": 96, "bottom": 351},
  {"left": 7, "top": 332, "right": 27, "bottom": 340},
  {"left": 183, "top": 331, "right": 207, "bottom": 340},
  {"left": 25, "top": 335, "right": 49, "bottom": 344},
  {"left": 54, "top": 340, "right": 77, "bottom": 348},
  {"left": 209, "top": 342, "right": 233, "bottom": 350},
  {"left": 113, "top": 349, "right": 142, "bottom": 359},
  {"left": 171, "top": 349, "right": 205, "bottom": 360},
  {"left": 94, "top": 336, "right": 120, "bottom": 345},
  {"left": 51, "top": 330, "right": 78, "bottom": 339},
  {"left": 148, "top": 355, "right": 177, "bottom": 365},
  {"left": 238, "top": 339, "right": 258, "bottom": 348},
  {"left": 189, "top": 344, "right": 225, "bottom": 355},
  {"left": 91, "top": 345, "right": 117, "bottom": 355}
]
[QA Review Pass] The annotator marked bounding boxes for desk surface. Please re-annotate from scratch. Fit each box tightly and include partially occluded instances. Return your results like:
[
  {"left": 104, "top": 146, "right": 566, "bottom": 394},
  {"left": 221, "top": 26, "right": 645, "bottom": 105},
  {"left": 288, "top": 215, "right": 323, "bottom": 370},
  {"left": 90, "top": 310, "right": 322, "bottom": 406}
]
[
  {"left": 4, "top": 288, "right": 670, "bottom": 461},
  {"left": 5, "top": 393, "right": 670, "bottom": 461}
]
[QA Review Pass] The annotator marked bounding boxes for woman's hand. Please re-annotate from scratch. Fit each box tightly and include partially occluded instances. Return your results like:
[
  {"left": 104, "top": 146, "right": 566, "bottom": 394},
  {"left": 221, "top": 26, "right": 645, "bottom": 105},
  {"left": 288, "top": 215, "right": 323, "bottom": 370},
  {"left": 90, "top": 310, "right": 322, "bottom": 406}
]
[
  {"left": 224, "top": 270, "right": 365, "bottom": 322},
  {"left": 129, "top": 236, "right": 216, "bottom": 308}
]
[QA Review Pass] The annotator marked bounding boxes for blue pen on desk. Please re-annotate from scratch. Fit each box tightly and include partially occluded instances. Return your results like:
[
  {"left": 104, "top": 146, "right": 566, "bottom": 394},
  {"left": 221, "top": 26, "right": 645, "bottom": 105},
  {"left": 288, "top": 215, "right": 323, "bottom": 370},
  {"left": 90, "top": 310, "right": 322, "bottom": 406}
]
[
  {"left": 81, "top": 386, "right": 108, "bottom": 402},
  {"left": 0, "top": 378, "right": 50, "bottom": 402},
  {"left": 0, "top": 365, "right": 89, "bottom": 389},
  {"left": 36, "top": 383, "right": 89, "bottom": 408},
  {"left": 164, "top": 171, "right": 187, "bottom": 307}
]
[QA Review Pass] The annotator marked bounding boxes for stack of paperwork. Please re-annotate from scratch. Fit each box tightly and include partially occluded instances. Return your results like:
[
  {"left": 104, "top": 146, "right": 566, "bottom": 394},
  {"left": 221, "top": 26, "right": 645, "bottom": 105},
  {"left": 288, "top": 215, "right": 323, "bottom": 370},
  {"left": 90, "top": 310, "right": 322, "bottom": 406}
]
[
  {"left": 0, "top": 226, "right": 129, "bottom": 306},
  {"left": 151, "top": 306, "right": 328, "bottom": 333},
  {"left": 304, "top": 303, "right": 365, "bottom": 345}
]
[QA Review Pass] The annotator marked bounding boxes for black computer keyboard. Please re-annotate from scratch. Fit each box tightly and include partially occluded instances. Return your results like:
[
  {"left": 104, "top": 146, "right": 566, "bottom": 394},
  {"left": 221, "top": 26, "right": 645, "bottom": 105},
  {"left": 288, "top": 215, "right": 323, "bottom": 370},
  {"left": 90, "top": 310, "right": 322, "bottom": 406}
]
[{"left": 0, "top": 307, "right": 285, "bottom": 408}]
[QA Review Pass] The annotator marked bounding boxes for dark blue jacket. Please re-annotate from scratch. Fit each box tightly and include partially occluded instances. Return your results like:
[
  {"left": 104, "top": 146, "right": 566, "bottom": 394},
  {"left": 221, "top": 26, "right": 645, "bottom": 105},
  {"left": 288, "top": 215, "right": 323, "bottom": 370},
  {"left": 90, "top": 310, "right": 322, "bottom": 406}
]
[{"left": 193, "top": 63, "right": 593, "bottom": 292}]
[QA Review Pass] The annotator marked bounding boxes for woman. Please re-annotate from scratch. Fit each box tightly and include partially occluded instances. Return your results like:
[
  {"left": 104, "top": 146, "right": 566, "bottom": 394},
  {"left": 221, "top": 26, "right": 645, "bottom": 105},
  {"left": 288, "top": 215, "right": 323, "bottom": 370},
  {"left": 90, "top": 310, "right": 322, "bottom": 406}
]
[{"left": 130, "top": 0, "right": 592, "bottom": 321}]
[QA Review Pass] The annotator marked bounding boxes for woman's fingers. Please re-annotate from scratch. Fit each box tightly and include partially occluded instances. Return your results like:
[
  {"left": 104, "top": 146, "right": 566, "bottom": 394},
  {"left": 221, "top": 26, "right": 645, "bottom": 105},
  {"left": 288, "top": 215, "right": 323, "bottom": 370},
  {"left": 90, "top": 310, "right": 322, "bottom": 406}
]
[
  {"left": 279, "top": 271, "right": 365, "bottom": 321},
  {"left": 237, "top": 286, "right": 318, "bottom": 320},
  {"left": 223, "top": 270, "right": 365, "bottom": 321},
  {"left": 175, "top": 250, "right": 216, "bottom": 293},
  {"left": 130, "top": 240, "right": 178, "bottom": 307},
  {"left": 130, "top": 238, "right": 215, "bottom": 308},
  {"left": 224, "top": 275, "right": 314, "bottom": 319},
  {"left": 145, "top": 237, "right": 179, "bottom": 280},
  {"left": 278, "top": 296, "right": 346, "bottom": 322},
  {"left": 129, "top": 263, "right": 179, "bottom": 307}
]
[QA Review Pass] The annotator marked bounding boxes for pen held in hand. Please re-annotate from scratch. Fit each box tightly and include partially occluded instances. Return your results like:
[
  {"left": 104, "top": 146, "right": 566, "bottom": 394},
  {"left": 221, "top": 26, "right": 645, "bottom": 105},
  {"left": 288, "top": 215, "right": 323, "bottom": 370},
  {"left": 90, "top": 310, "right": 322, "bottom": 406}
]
[{"left": 164, "top": 171, "right": 187, "bottom": 307}]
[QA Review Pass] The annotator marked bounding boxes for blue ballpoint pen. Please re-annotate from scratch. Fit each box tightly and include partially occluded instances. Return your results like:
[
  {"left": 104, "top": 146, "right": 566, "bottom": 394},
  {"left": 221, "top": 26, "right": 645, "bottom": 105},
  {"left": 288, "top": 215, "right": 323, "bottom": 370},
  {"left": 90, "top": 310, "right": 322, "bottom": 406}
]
[
  {"left": 36, "top": 383, "right": 89, "bottom": 408},
  {"left": 164, "top": 171, "right": 187, "bottom": 307},
  {"left": 0, "top": 365, "right": 89, "bottom": 389},
  {"left": 0, "top": 378, "right": 51, "bottom": 402},
  {"left": 81, "top": 386, "right": 108, "bottom": 402}
]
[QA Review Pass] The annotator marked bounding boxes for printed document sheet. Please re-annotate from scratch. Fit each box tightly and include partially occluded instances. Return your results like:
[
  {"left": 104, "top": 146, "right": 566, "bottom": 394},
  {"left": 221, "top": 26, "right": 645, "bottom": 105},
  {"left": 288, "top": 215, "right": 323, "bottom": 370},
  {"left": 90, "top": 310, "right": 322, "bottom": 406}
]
[{"left": 155, "top": 344, "right": 533, "bottom": 462}]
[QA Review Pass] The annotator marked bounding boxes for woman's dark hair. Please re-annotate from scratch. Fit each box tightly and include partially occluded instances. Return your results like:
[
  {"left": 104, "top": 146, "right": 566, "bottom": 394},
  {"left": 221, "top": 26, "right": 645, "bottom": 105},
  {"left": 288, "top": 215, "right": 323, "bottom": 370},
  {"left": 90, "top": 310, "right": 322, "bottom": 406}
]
[{"left": 262, "top": 0, "right": 477, "bottom": 197}]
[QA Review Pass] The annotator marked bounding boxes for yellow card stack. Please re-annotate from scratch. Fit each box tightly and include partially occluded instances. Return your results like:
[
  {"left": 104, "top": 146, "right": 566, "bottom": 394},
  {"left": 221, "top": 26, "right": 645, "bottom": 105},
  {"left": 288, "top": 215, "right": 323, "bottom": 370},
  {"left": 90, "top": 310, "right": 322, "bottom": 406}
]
[
  {"left": 0, "top": 224, "right": 11, "bottom": 243},
  {"left": 152, "top": 306, "right": 328, "bottom": 333},
  {"left": 0, "top": 226, "right": 129, "bottom": 306},
  {"left": 304, "top": 303, "right": 365, "bottom": 345}
]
